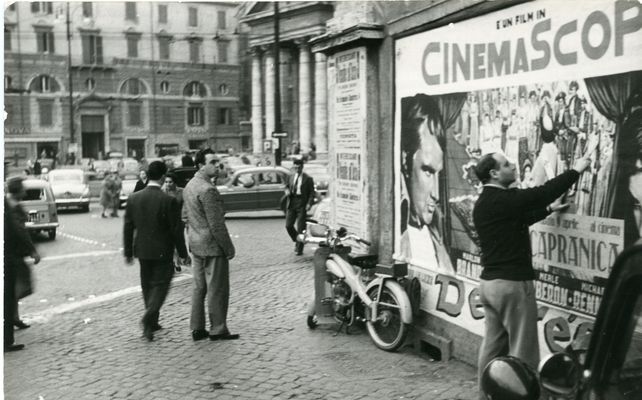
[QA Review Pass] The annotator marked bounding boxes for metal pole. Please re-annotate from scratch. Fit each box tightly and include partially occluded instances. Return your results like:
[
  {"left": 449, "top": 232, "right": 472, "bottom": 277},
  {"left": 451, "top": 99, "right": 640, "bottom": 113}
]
[
  {"left": 66, "top": 3, "right": 75, "bottom": 148},
  {"left": 273, "top": 2, "right": 282, "bottom": 166}
]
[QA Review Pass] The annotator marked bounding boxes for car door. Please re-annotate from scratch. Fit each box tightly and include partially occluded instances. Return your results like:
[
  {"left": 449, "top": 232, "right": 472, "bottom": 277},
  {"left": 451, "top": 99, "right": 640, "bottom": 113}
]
[
  {"left": 220, "top": 170, "right": 259, "bottom": 211},
  {"left": 257, "top": 170, "right": 288, "bottom": 210}
]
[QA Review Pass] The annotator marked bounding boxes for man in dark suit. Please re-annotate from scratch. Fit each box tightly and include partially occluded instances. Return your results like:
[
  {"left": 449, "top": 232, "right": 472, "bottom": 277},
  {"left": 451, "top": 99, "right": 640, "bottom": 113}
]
[
  {"left": 123, "top": 161, "right": 188, "bottom": 341},
  {"left": 284, "top": 159, "right": 315, "bottom": 255}
]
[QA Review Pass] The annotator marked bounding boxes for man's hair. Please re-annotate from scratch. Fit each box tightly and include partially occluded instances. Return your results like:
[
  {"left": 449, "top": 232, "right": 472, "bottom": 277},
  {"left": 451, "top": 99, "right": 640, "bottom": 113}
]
[
  {"left": 194, "top": 148, "right": 214, "bottom": 167},
  {"left": 474, "top": 153, "right": 498, "bottom": 184},
  {"left": 569, "top": 80, "right": 579, "bottom": 90},
  {"left": 147, "top": 161, "right": 167, "bottom": 180},
  {"left": 6, "top": 176, "right": 25, "bottom": 194},
  {"left": 293, "top": 158, "right": 304, "bottom": 166},
  {"left": 164, "top": 171, "right": 177, "bottom": 182},
  {"left": 555, "top": 91, "right": 566, "bottom": 101},
  {"left": 400, "top": 94, "right": 443, "bottom": 177}
]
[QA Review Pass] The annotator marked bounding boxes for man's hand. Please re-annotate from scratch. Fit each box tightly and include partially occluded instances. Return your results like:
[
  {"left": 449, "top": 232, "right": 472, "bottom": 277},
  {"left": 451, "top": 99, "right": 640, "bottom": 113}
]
[
  {"left": 125, "top": 256, "right": 134, "bottom": 265},
  {"left": 227, "top": 251, "right": 235, "bottom": 261},
  {"left": 31, "top": 251, "right": 41, "bottom": 265},
  {"left": 572, "top": 157, "right": 591, "bottom": 173},
  {"left": 549, "top": 195, "right": 570, "bottom": 213}
]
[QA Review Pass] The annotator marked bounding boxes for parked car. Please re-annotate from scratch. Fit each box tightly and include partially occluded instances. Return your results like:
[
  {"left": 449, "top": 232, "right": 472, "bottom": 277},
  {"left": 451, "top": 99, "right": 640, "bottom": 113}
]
[
  {"left": 119, "top": 158, "right": 140, "bottom": 180},
  {"left": 19, "top": 178, "right": 60, "bottom": 240},
  {"left": 119, "top": 179, "right": 138, "bottom": 208},
  {"left": 91, "top": 160, "right": 111, "bottom": 180},
  {"left": 47, "top": 169, "right": 90, "bottom": 212},
  {"left": 217, "top": 166, "right": 292, "bottom": 212},
  {"left": 171, "top": 166, "right": 198, "bottom": 188},
  {"left": 481, "top": 243, "right": 642, "bottom": 400}
]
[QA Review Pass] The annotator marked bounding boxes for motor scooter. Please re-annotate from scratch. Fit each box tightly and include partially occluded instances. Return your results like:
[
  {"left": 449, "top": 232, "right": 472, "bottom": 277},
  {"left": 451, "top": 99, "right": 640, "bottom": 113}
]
[{"left": 299, "top": 223, "right": 413, "bottom": 352}]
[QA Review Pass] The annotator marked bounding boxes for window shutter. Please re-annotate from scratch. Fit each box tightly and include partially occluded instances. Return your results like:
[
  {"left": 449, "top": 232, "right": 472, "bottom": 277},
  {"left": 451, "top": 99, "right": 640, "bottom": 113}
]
[
  {"left": 161, "top": 106, "right": 171, "bottom": 125},
  {"left": 49, "top": 32, "right": 55, "bottom": 54},
  {"left": 45, "top": 2, "right": 53, "bottom": 14},
  {"left": 96, "top": 36, "right": 103, "bottom": 64},
  {"left": 37, "top": 32, "right": 44, "bottom": 52},
  {"left": 39, "top": 100, "right": 53, "bottom": 126},
  {"left": 82, "top": 36, "right": 90, "bottom": 64},
  {"left": 158, "top": 5, "right": 167, "bottom": 23},
  {"left": 218, "top": 11, "right": 226, "bottom": 29},
  {"left": 4, "top": 27, "right": 11, "bottom": 51},
  {"left": 218, "top": 41, "right": 228, "bottom": 64},
  {"left": 31, "top": 2, "right": 39, "bottom": 13}
]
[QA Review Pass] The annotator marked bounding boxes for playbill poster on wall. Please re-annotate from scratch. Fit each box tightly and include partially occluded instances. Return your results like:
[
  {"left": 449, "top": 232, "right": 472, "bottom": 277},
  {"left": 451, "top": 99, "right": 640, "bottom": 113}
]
[
  {"left": 393, "top": 0, "right": 642, "bottom": 357},
  {"left": 327, "top": 47, "right": 369, "bottom": 240}
]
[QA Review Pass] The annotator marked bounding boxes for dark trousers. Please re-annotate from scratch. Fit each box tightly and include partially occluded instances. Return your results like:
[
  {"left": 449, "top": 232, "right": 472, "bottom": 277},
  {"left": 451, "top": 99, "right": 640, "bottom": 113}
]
[
  {"left": 139, "top": 259, "right": 174, "bottom": 329},
  {"left": 285, "top": 198, "right": 307, "bottom": 250},
  {"left": 4, "top": 263, "right": 17, "bottom": 346}
]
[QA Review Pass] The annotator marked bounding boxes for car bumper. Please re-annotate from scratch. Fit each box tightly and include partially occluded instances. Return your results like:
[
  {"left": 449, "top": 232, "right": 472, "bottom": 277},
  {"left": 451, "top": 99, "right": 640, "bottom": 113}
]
[
  {"left": 25, "top": 222, "right": 59, "bottom": 230},
  {"left": 55, "top": 198, "right": 90, "bottom": 207}
]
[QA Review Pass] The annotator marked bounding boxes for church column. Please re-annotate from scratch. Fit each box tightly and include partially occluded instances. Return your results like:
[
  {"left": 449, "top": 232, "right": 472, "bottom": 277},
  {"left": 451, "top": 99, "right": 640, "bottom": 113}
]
[
  {"left": 313, "top": 52, "right": 328, "bottom": 159},
  {"left": 297, "top": 40, "right": 312, "bottom": 154},
  {"left": 264, "top": 47, "right": 276, "bottom": 141},
  {"left": 251, "top": 47, "right": 263, "bottom": 154}
]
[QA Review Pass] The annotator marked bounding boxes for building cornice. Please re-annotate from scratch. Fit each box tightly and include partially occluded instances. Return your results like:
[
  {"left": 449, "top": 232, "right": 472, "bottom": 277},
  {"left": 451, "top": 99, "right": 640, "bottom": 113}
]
[{"left": 310, "top": 24, "right": 385, "bottom": 54}]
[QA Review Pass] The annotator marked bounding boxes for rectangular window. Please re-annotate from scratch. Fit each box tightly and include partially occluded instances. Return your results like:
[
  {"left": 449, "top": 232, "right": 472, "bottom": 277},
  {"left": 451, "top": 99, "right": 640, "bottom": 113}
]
[
  {"left": 189, "top": 40, "right": 200, "bottom": 63},
  {"left": 31, "top": 2, "right": 53, "bottom": 14},
  {"left": 218, "top": 108, "right": 231, "bottom": 125},
  {"left": 187, "top": 103, "right": 204, "bottom": 126},
  {"left": 217, "top": 11, "right": 226, "bottom": 29},
  {"left": 161, "top": 106, "right": 171, "bottom": 125},
  {"left": 125, "top": 3, "right": 137, "bottom": 21},
  {"left": 126, "top": 35, "right": 139, "bottom": 58},
  {"left": 82, "top": 2, "right": 93, "bottom": 18},
  {"left": 217, "top": 41, "right": 228, "bottom": 63},
  {"left": 81, "top": 34, "right": 103, "bottom": 64},
  {"left": 188, "top": 7, "right": 198, "bottom": 27},
  {"left": 128, "top": 102, "right": 142, "bottom": 126},
  {"left": 158, "top": 5, "right": 167, "bottom": 23},
  {"left": 39, "top": 99, "right": 54, "bottom": 126},
  {"left": 36, "top": 30, "right": 55, "bottom": 54},
  {"left": 158, "top": 36, "right": 170, "bottom": 60},
  {"left": 4, "top": 27, "right": 11, "bottom": 51}
]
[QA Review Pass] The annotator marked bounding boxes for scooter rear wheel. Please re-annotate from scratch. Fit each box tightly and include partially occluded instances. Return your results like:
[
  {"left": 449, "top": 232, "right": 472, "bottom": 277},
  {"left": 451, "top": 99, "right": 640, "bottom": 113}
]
[
  {"left": 366, "top": 282, "right": 408, "bottom": 351},
  {"left": 307, "top": 314, "right": 318, "bottom": 329}
]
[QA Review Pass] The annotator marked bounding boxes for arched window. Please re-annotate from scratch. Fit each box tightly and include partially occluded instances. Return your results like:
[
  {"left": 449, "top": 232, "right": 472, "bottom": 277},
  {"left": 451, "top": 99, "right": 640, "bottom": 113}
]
[
  {"left": 183, "top": 81, "right": 206, "bottom": 97},
  {"left": 85, "top": 78, "right": 96, "bottom": 91},
  {"left": 120, "top": 78, "right": 147, "bottom": 95},
  {"left": 160, "top": 80, "right": 170, "bottom": 94},
  {"left": 29, "top": 74, "right": 60, "bottom": 93},
  {"left": 219, "top": 83, "right": 228, "bottom": 95}
]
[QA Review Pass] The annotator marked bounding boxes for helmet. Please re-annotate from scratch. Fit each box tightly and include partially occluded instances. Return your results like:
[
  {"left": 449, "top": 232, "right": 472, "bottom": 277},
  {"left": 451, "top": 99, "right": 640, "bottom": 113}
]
[{"left": 481, "top": 356, "right": 540, "bottom": 400}]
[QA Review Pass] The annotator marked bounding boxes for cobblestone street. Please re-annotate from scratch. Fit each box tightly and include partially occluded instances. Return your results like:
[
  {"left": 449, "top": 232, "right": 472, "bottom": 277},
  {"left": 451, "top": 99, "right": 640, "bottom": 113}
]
[{"left": 4, "top": 217, "right": 478, "bottom": 400}]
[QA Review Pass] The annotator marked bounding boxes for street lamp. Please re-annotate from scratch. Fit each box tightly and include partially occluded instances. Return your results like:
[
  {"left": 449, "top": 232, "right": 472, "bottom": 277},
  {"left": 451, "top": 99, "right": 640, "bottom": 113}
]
[{"left": 66, "top": 2, "right": 75, "bottom": 149}]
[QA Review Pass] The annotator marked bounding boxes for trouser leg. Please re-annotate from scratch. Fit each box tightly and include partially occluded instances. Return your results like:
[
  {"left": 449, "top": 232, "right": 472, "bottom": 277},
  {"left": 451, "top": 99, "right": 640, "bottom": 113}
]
[
  {"left": 140, "top": 260, "right": 173, "bottom": 329},
  {"left": 140, "top": 263, "right": 152, "bottom": 308},
  {"left": 190, "top": 255, "right": 207, "bottom": 331},
  {"left": 295, "top": 207, "right": 306, "bottom": 252},
  {"left": 285, "top": 208, "right": 299, "bottom": 242},
  {"left": 502, "top": 281, "right": 539, "bottom": 370},
  {"left": 207, "top": 257, "right": 230, "bottom": 335},
  {"left": 477, "top": 279, "right": 509, "bottom": 393},
  {"left": 4, "top": 267, "right": 17, "bottom": 346}
]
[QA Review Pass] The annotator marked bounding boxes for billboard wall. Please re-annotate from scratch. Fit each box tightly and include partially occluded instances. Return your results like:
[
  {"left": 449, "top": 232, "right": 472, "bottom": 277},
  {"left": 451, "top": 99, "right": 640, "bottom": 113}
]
[{"left": 394, "top": 0, "right": 642, "bottom": 358}]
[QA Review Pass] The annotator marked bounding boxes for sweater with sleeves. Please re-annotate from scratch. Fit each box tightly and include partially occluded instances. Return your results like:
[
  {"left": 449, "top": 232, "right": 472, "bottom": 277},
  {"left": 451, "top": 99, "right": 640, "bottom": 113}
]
[{"left": 472, "top": 170, "right": 580, "bottom": 281}]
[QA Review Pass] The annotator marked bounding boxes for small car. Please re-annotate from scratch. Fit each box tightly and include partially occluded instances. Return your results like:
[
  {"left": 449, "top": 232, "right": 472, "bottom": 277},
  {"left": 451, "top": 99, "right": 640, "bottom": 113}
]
[
  {"left": 119, "top": 158, "right": 140, "bottom": 180},
  {"left": 217, "top": 166, "right": 292, "bottom": 212},
  {"left": 91, "top": 160, "right": 111, "bottom": 180},
  {"left": 481, "top": 244, "right": 642, "bottom": 400},
  {"left": 47, "top": 168, "right": 90, "bottom": 212},
  {"left": 119, "top": 179, "right": 138, "bottom": 208},
  {"left": 20, "top": 178, "right": 60, "bottom": 240}
]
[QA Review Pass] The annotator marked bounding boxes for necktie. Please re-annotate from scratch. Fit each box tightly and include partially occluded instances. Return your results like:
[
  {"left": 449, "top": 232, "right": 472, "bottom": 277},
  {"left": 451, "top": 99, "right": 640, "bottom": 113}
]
[{"left": 294, "top": 174, "right": 300, "bottom": 195}]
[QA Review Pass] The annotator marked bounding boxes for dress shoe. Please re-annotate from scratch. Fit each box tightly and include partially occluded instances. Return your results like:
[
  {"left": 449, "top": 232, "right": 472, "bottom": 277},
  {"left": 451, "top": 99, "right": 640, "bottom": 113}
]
[
  {"left": 14, "top": 320, "right": 30, "bottom": 330},
  {"left": 209, "top": 332, "right": 240, "bottom": 341},
  {"left": 192, "top": 329, "right": 209, "bottom": 341},
  {"left": 143, "top": 328, "right": 154, "bottom": 342},
  {"left": 295, "top": 243, "right": 304, "bottom": 256},
  {"left": 4, "top": 344, "right": 25, "bottom": 352}
]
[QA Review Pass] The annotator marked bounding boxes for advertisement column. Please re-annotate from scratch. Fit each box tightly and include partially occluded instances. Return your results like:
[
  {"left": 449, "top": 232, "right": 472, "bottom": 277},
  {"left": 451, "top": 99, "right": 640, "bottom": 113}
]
[
  {"left": 327, "top": 47, "right": 369, "bottom": 241},
  {"left": 393, "top": 0, "right": 642, "bottom": 358}
]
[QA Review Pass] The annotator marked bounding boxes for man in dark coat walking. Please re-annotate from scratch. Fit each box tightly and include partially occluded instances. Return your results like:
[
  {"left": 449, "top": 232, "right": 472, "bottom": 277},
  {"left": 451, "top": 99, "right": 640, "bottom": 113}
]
[
  {"left": 123, "top": 161, "right": 188, "bottom": 341},
  {"left": 284, "top": 159, "right": 315, "bottom": 255}
]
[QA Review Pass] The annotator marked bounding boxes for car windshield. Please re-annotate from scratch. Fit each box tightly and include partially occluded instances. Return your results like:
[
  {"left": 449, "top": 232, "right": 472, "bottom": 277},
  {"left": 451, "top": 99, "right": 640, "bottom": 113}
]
[
  {"left": 23, "top": 188, "right": 46, "bottom": 201},
  {"left": 50, "top": 172, "right": 83, "bottom": 183}
]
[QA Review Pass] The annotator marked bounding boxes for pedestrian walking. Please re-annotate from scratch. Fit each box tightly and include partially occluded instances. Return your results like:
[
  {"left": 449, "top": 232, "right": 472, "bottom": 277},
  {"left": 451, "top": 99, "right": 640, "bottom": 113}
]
[
  {"left": 182, "top": 150, "right": 238, "bottom": 341},
  {"left": 284, "top": 159, "right": 314, "bottom": 255},
  {"left": 123, "top": 161, "right": 189, "bottom": 341},
  {"left": 162, "top": 172, "right": 183, "bottom": 207},
  {"left": 472, "top": 152, "right": 590, "bottom": 392},
  {"left": 5, "top": 177, "right": 39, "bottom": 330},
  {"left": 100, "top": 171, "right": 120, "bottom": 218},
  {"left": 4, "top": 176, "right": 41, "bottom": 352}
]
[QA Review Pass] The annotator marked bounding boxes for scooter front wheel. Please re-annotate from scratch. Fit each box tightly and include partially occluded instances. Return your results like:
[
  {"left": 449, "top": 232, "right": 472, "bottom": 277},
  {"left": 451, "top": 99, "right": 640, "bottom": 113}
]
[{"left": 366, "top": 282, "right": 409, "bottom": 351}]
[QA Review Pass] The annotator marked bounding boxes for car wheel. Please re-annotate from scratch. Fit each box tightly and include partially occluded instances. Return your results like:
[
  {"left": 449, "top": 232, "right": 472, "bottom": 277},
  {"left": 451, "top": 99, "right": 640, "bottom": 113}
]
[{"left": 48, "top": 229, "right": 56, "bottom": 240}]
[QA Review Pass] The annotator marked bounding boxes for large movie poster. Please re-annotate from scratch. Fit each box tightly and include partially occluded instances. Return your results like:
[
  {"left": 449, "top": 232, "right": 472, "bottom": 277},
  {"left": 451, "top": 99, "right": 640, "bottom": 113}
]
[{"left": 394, "top": 0, "right": 642, "bottom": 356}]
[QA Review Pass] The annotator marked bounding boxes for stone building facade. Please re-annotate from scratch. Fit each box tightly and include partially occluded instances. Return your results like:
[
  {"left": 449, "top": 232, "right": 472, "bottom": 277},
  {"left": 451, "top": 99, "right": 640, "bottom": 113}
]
[{"left": 4, "top": 1, "right": 243, "bottom": 166}]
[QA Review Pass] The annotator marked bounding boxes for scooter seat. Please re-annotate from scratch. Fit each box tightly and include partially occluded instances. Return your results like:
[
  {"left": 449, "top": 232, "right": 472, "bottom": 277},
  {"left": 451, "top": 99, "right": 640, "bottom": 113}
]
[{"left": 348, "top": 254, "right": 378, "bottom": 269}]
